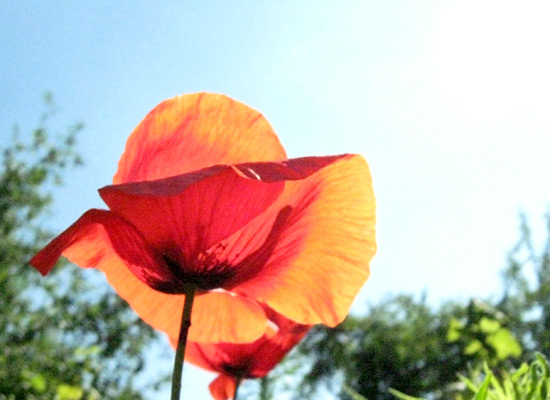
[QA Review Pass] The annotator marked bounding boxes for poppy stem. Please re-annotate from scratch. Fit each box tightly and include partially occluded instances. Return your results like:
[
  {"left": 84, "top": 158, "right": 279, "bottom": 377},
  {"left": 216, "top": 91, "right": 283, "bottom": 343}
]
[
  {"left": 171, "top": 287, "right": 196, "bottom": 400},
  {"left": 259, "top": 376, "right": 269, "bottom": 400},
  {"left": 233, "top": 377, "right": 241, "bottom": 400}
]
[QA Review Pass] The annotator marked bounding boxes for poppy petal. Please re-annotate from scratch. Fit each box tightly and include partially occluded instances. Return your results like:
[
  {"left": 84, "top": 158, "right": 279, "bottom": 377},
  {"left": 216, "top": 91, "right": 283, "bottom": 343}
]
[
  {"left": 182, "top": 341, "right": 222, "bottom": 373},
  {"left": 29, "top": 209, "right": 180, "bottom": 292},
  {"left": 221, "top": 154, "right": 376, "bottom": 326},
  {"left": 183, "top": 331, "right": 263, "bottom": 374},
  {"left": 30, "top": 211, "right": 267, "bottom": 343},
  {"left": 114, "top": 93, "right": 286, "bottom": 184},
  {"left": 183, "top": 307, "right": 310, "bottom": 382},
  {"left": 249, "top": 323, "right": 310, "bottom": 377},
  {"left": 97, "top": 251, "right": 268, "bottom": 343},
  {"left": 209, "top": 375, "right": 237, "bottom": 400},
  {"left": 100, "top": 165, "right": 284, "bottom": 287},
  {"left": 176, "top": 156, "right": 354, "bottom": 289},
  {"left": 191, "top": 292, "right": 267, "bottom": 343}
]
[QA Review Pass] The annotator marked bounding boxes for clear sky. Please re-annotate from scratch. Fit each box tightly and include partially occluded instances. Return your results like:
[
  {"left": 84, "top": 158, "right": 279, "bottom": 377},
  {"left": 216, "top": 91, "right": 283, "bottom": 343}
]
[{"left": 2, "top": 1, "right": 550, "bottom": 399}]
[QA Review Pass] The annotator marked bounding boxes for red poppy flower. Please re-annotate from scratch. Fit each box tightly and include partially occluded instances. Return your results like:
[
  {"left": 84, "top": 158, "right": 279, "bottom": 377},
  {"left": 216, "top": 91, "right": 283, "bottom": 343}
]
[
  {"left": 30, "top": 93, "right": 376, "bottom": 344},
  {"left": 179, "top": 306, "right": 311, "bottom": 400}
]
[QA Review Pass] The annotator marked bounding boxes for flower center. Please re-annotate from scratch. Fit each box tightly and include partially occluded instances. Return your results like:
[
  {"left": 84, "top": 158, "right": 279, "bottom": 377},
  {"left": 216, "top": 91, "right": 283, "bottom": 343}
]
[
  {"left": 163, "top": 246, "right": 236, "bottom": 292},
  {"left": 222, "top": 362, "right": 251, "bottom": 379}
]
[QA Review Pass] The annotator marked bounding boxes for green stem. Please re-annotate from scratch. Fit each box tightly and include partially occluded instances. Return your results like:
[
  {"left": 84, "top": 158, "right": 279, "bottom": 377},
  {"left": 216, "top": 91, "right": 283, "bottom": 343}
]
[
  {"left": 171, "top": 288, "right": 196, "bottom": 400},
  {"left": 233, "top": 377, "right": 242, "bottom": 400},
  {"left": 259, "top": 376, "right": 270, "bottom": 400}
]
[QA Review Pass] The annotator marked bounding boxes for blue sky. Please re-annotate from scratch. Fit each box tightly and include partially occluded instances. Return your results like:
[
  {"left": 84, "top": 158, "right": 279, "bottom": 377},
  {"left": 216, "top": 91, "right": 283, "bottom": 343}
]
[{"left": 2, "top": 1, "right": 550, "bottom": 398}]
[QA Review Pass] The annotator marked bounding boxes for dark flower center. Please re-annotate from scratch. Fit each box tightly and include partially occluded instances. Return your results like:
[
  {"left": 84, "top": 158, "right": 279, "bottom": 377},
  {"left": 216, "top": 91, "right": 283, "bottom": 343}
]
[
  {"left": 222, "top": 362, "right": 252, "bottom": 379},
  {"left": 162, "top": 251, "right": 236, "bottom": 292},
  {"left": 160, "top": 205, "right": 293, "bottom": 293}
]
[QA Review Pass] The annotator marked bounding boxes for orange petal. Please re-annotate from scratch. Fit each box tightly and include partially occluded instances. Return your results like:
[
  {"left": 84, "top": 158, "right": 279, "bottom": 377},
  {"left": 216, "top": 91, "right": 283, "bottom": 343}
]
[
  {"left": 226, "top": 154, "right": 376, "bottom": 326},
  {"left": 28, "top": 209, "right": 181, "bottom": 292},
  {"left": 209, "top": 375, "right": 237, "bottom": 400},
  {"left": 100, "top": 165, "right": 284, "bottom": 284},
  {"left": 97, "top": 251, "right": 268, "bottom": 343},
  {"left": 114, "top": 93, "right": 287, "bottom": 184},
  {"left": 191, "top": 292, "right": 267, "bottom": 343}
]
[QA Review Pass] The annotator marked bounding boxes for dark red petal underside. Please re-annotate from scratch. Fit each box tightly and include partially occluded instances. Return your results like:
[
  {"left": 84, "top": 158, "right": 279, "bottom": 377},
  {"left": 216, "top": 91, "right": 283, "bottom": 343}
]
[
  {"left": 29, "top": 209, "right": 181, "bottom": 292},
  {"left": 99, "top": 165, "right": 285, "bottom": 282}
]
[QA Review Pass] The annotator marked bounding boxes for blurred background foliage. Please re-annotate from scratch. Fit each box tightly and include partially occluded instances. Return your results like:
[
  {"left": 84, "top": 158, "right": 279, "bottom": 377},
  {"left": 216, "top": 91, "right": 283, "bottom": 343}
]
[
  {"left": 0, "top": 94, "right": 161, "bottom": 400},
  {"left": 2, "top": 96, "right": 550, "bottom": 399}
]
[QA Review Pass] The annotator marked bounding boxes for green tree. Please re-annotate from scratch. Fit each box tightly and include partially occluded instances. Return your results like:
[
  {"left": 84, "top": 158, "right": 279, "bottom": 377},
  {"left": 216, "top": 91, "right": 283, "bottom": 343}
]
[
  {"left": 294, "top": 294, "right": 470, "bottom": 400},
  {"left": 0, "top": 94, "right": 160, "bottom": 399},
  {"left": 498, "top": 213, "right": 550, "bottom": 357},
  {"left": 447, "top": 300, "right": 521, "bottom": 367}
]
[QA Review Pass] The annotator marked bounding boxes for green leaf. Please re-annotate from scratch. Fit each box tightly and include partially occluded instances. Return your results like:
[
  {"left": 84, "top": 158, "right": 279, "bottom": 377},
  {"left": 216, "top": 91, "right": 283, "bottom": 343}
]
[
  {"left": 447, "top": 317, "right": 464, "bottom": 342},
  {"left": 535, "top": 352, "right": 550, "bottom": 376},
  {"left": 478, "top": 317, "right": 500, "bottom": 334},
  {"left": 510, "top": 363, "right": 529, "bottom": 382},
  {"left": 474, "top": 372, "right": 491, "bottom": 400},
  {"left": 486, "top": 329, "right": 522, "bottom": 360},
  {"left": 458, "top": 374, "right": 480, "bottom": 394},
  {"left": 56, "top": 384, "right": 83, "bottom": 400},
  {"left": 27, "top": 372, "right": 47, "bottom": 393},
  {"left": 387, "top": 388, "right": 424, "bottom": 400},
  {"left": 465, "top": 339, "right": 483, "bottom": 355},
  {"left": 343, "top": 384, "right": 370, "bottom": 400}
]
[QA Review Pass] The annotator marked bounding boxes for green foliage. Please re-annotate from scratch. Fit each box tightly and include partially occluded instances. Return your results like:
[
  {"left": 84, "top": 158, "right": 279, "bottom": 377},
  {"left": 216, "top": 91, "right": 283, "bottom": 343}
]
[
  {"left": 343, "top": 385, "right": 370, "bottom": 400},
  {"left": 0, "top": 94, "right": 159, "bottom": 399},
  {"left": 498, "top": 214, "right": 550, "bottom": 358},
  {"left": 447, "top": 300, "right": 522, "bottom": 365},
  {"left": 390, "top": 353, "right": 550, "bottom": 400},
  {"left": 295, "top": 294, "right": 471, "bottom": 400}
]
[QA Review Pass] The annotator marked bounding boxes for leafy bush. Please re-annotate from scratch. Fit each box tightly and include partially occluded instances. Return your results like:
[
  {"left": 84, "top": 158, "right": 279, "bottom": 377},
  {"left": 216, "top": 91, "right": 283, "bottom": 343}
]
[{"left": 389, "top": 353, "right": 550, "bottom": 400}]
